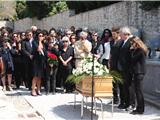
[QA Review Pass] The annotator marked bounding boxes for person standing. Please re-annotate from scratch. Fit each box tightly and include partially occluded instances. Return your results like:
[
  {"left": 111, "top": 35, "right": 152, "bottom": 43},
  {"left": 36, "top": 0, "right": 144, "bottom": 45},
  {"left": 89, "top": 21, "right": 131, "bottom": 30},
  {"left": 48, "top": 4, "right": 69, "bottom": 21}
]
[
  {"left": 45, "top": 37, "right": 59, "bottom": 95},
  {"left": 22, "top": 30, "right": 34, "bottom": 90},
  {"left": 11, "top": 33, "right": 24, "bottom": 89},
  {"left": 98, "top": 29, "right": 112, "bottom": 68},
  {"left": 0, "top": 38, "right": 14, "bottom": 91},
  {"left": 58, "top": 36, "right": 74, "bottom": 92},
  {"left": 110, "top": 26, "right": 123, "bottom": 104},
  {"left": 118, "top": 27, "right": 135, "bottom": 110},
  {"left": 74, "top": 31, "right": 92, "bottom": 68},
  {"left": 31, "top": 31, "right": 47, "bottom": 96},
  {"left": 130, "top": 36, "right": 148, "bottom": 115}
]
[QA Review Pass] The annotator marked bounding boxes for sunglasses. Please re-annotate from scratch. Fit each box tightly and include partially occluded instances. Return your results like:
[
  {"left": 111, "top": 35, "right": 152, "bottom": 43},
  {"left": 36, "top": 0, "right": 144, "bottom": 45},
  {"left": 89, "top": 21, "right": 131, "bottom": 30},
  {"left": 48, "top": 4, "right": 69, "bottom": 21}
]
[
  {"left": 93, "top": 34, "right": 98, "bottom": 36},
  {"left": 27, "top": 34, "right": 32, "bottom": 36},
  {"left": 38, "top": 34, "right": 43, "bottom": 37},
  {"left": 63, "top": 41, "right": 68, "bottom": 43},
  {"left": 71, "top": 37, "right": 76, "bottom": 39},
  {"left": 13, "top": 36, "right": 17, "bottom": 38}
]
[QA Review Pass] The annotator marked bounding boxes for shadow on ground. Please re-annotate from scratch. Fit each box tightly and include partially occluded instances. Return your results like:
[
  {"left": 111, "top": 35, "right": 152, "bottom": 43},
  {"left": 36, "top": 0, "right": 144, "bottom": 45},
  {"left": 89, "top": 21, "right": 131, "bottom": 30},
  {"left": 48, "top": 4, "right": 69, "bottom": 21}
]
[{"left": 52, "top": 104, "right": 98, "bottom": 120}]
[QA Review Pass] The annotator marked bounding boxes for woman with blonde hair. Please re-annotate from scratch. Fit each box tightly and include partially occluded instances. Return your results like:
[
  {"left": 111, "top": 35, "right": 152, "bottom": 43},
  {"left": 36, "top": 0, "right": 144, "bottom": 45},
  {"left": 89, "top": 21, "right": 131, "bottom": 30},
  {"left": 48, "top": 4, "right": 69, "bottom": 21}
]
[{"left": 130, "top": 36, "right": 148, "bottom": 115}]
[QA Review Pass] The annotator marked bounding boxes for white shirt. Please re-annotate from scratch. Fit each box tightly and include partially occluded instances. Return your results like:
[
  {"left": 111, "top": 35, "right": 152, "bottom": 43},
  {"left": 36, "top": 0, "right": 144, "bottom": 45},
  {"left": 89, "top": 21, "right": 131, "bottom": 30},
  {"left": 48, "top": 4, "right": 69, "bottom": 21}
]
[
  {"left": 122, "top": 35, "right": 133, "bottom": 47},
  {"left": 98, "top": 42, "right": 111, "bottom": 60},
  {"left": 29, "top": 38, "right": 33, "bottom": 48}
]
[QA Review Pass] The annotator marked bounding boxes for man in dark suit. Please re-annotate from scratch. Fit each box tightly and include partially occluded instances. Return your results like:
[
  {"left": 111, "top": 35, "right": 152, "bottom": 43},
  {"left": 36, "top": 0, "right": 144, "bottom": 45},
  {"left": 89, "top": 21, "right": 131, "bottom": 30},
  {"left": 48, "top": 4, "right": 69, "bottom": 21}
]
[
  {"left": 117, "top": 27, "right": 135, "bottom": 110},
  {"left": 22, "top": 30, "right": 34, "bottom": 90},
  {"left": 110, "top": 26, "right": 124, "bottom": 104}
]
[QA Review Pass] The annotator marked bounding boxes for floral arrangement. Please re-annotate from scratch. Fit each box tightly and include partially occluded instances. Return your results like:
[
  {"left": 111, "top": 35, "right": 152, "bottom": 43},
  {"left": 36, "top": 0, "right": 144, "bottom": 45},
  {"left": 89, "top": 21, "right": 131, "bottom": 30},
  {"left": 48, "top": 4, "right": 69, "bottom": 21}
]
[
  {"left": 47, "top": 52, "right": 58, "bottom": 66},
  {"left": 67, "top": 56, "right": 122, "bottom": 83}
]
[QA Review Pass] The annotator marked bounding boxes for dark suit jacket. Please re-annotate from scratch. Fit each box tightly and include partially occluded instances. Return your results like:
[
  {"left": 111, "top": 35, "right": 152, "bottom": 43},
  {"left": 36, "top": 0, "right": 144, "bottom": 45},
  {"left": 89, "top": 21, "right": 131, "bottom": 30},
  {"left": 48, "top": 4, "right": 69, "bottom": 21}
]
[
  {"left": 110, "top": 40, "right": 123, "bottom": 70},
  {"left": 22, "top": 39, "right": 34, "bottom": 60},
  {"left": 131, "top": 48, "right": 146, "bottom": 74},
  {"left": 118, "top": 38, "right": 132, "bottom": 72}
]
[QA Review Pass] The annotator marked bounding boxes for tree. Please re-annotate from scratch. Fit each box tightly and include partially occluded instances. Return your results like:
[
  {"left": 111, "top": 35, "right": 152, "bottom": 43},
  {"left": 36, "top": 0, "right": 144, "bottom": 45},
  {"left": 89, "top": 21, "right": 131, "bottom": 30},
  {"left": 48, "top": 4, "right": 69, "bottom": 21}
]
[
  {"left": 16, "top": 1, "right": 27, "bottom": 19},
  {"left": 66, "top": 1, "right": 119, "bottom": 14},
  {"left": 15, "top": 1, "right": 68, "bottom": 20}
]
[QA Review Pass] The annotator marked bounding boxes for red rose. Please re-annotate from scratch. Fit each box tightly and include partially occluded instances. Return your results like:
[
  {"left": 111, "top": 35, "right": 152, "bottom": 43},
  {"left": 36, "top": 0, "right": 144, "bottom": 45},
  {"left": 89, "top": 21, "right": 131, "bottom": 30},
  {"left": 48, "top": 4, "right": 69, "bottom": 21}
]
[{"left": 48, "top": 52, "right": 57, "bottom": 60}]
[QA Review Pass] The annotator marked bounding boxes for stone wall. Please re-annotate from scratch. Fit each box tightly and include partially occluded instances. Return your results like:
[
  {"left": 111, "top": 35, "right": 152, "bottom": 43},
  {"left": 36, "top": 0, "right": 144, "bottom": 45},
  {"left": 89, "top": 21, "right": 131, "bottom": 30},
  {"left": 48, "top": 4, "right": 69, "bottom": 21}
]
[
  {"left": 14, "top": 1, "right": 160, "bottom": 36},
  {"left": 0, "top": 21, "right": 13, "bottom": 29},
  {"left": 14, "top": 18, "right": 32, "bottom": 32},
  {"left": 144, "top": 61, "right": 160, "bottom": 96}
]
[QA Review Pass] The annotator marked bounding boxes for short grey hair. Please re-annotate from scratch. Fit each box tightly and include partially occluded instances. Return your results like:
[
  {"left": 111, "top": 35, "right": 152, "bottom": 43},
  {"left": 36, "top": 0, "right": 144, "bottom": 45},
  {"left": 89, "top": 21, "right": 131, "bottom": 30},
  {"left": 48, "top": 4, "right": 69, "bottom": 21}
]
[
  {"left": 80, "top": 31, "right": 88, "bottom": 39},
  {"left": 31, "top": 25, "right": 37, "bottom": 31},
  {"left": 120, "top": 26, "right": 131, "bottom": 35}
]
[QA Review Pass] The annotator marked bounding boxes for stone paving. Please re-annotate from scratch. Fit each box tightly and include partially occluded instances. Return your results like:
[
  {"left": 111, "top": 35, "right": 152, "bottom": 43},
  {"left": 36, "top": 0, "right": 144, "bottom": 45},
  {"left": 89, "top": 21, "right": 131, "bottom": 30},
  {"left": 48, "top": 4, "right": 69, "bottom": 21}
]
[
  {"left": 0, "top": 86, "right": 160, "bottom": 120},
  {"left": 0, "top": 87, "right": 43, "bottom": 120}
]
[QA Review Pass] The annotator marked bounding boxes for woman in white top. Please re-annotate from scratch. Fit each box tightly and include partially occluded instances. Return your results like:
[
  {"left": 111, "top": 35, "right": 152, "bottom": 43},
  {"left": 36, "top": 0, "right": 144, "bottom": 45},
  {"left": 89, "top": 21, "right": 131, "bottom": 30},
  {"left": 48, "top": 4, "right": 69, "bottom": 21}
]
[
  {"left": 97, "top": 29, "right": 112, "bottom": 68},
  {"left": 74, "top": 31, "right": 92, "bottom": 68}
]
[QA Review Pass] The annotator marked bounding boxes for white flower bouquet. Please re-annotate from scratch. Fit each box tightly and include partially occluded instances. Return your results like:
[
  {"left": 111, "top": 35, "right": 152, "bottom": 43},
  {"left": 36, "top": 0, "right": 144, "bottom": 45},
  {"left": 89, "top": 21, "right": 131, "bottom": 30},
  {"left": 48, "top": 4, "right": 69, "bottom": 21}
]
[{"left": 67, "top": 56, "right": 122, "bottom": 84}]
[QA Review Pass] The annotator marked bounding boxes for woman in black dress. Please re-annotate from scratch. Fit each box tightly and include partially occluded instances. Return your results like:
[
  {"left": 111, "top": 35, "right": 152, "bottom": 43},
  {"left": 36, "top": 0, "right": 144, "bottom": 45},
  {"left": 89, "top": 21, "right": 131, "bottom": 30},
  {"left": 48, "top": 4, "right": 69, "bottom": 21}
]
[
  {"left": 58, "top": 36, "right": 74, "bottom": 92},
  {"left": 31, "top": 32, "right": 47, "bottom": 96},
  {"left": 130, "top": 36, "right": 148, "bottom": 115},
  {"left": 0, "top": 38, "right": 14, "bottom": 91}
]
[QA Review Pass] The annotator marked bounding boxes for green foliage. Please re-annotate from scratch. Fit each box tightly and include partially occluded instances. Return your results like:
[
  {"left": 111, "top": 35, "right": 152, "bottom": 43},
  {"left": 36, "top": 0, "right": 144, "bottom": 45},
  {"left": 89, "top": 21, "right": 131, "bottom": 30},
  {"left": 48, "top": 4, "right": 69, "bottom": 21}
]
[
  {"left": 109, "top": 70, "right": 123, "bottom": 84},
  {"left": 15, "top": 1, "right": 68, "bottom": 20},
  {"left": 66, "top": 1, "right": 119, "bottom": 14},
  {"left": 139, "top": 1, "right": 160, "bottom": 11},
  {"left": 15, "top": 1, "right": 27, "bottom": 19},
  {"left": 67, "top": 70, "right": 123, "bottom": 84},
  {"left": 66, "top": 74, "right": 85, "bottom": 84}
]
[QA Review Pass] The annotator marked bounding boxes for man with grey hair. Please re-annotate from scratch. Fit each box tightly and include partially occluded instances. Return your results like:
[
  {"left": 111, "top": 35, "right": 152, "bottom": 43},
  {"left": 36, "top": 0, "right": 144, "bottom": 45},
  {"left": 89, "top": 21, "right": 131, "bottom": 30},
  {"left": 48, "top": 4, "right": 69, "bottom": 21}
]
[
  {"left": 74, "top": 31, "right": 92, "bottom": 68},
  {"left": 31, "top": 25, "right": 37, "bottom": 39},
  {"left": 117, "top": 26, "right": 135, "bottom": 110},
  {"left": 31, "top": 25, "right": 37, "bottom": 32}
]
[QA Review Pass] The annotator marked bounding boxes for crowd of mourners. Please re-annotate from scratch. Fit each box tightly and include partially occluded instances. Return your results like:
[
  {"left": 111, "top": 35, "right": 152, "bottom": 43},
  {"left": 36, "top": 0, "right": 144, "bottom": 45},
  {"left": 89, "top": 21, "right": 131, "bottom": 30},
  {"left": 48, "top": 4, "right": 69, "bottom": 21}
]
[{"left": 0, "top": 25, "right": 148, "bottom": 115}]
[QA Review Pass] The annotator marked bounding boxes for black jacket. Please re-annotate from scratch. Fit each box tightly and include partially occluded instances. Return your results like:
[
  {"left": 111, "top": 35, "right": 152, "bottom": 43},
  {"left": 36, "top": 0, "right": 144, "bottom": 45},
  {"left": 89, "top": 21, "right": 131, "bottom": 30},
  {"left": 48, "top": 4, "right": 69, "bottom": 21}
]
[
  {"left": 110, "top": 40, "right": 123, "bottom": 70},
  {"left": 22, "top": 39, "right": 34, "bottom": 59},
  {"left": 118, "top": 38, "right": 132, "bottom": 72},
  {"left": 131, "top": 48, "right": 146, "bottom": 74}
]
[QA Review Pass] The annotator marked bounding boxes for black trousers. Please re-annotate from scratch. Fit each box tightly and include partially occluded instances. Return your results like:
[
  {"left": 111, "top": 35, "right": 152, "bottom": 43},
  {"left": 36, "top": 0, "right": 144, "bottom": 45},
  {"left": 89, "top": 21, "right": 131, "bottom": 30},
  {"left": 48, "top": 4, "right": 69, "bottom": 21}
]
[
  {"left": 45, "top": 67, "right": 57, "bottom": 93},
  {"left": 24, "top": 59, "right": 33, "bottom": 90},
  {"left": 57, "top": 66, "right": 72, "bottom": 90},
  {"left": 14, "top": 60, "right": 24, "bottom": 88},
  {"left": 120, "top": 71, "right": 135, "bottom": 107},
  {"left": 133, "top": 74, "right": 145, "bottom": 112},
  {"left": 112, "top": 80, "right": 119, "bottom": 101}
]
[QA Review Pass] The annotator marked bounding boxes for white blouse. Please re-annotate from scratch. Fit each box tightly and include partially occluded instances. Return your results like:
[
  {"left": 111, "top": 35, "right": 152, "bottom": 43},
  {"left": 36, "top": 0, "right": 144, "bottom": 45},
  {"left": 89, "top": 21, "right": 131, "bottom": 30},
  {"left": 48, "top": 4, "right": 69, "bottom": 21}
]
[{"left": 98, "top": 42, "right": 111, "bottom": 60}]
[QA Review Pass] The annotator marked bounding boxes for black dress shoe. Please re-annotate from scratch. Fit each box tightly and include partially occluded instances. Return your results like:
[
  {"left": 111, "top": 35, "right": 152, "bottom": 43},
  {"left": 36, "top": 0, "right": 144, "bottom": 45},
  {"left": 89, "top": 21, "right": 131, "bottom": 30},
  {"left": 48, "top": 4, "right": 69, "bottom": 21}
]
[
  {"left": 113, "top": 100, "right": 119, "bottom": 104},
  {"left": 125, "top": 105, "right": 135, "bottom": 111},
  {"left": 36, "top": 91, "right": 42, "bottom": 96},
  {"left": 118, "top": 104, "right": 128, "bottom": 109},
  {"left": 130, "top": 110, "right": 143, "bottom": 115}
]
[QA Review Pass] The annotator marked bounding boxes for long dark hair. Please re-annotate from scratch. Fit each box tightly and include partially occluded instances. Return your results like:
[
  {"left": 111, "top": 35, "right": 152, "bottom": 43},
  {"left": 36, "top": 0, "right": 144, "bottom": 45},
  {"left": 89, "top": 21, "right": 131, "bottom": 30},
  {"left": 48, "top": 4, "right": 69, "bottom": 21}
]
[{"left": 101, "top": 28, "right": 112, "bottom": 43}]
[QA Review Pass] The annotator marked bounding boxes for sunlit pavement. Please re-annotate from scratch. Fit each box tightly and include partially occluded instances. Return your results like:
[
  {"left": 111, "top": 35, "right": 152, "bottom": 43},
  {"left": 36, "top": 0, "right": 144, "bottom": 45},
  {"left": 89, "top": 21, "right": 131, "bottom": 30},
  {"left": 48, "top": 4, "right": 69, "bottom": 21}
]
[{"left": 0, "top": 86, "right": 160, "bottom": 120}]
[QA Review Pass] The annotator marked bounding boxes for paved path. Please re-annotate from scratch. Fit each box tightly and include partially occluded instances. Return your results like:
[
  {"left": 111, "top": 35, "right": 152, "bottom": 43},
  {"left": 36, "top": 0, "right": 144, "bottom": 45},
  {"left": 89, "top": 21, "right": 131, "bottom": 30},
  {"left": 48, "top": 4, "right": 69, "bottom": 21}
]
[
  {"left": 1, "top": 86, "right": 160, "bottom": 120},
  {"left": 0, "top": 87, "right": 43, "bottom": 120}
]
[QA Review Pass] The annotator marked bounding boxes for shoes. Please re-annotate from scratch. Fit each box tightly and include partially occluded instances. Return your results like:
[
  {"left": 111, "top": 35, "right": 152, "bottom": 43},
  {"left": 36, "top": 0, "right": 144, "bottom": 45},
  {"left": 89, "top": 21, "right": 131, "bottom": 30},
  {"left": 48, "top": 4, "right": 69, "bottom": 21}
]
[
  {"left": 36, "top": 91, "right": 42, "bottom": 96},
  {"left": 113, "top": 99, "right": 119, "bottom": 104},
  {"left": 125, "top": 104, "right": 135, "bottom": 111},
  {"left": 2, "top": 86, "right": 6, "bottom": 91},
  {"left": 118, "top": 104, "right": 128, "bottom": 109},
  {"left": 8, "top": 86, "right": 13, "bottom": 91},
  {"left": 31, "top": 90, "right": 37, "bottom": 96},
  {"left": 130, "top": 110, "right": 144, "bottom": 115}
]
